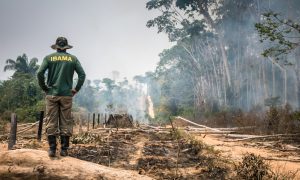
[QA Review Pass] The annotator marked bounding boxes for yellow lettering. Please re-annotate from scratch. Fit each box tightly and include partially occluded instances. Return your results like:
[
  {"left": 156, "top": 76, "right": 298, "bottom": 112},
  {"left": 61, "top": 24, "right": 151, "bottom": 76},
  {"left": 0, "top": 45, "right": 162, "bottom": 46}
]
[
  {"left": 50, "top": 56, "right": 72, "bottom": 62},
  {"left": 62, "top": 56, "right": 68, "bottom": 61}
]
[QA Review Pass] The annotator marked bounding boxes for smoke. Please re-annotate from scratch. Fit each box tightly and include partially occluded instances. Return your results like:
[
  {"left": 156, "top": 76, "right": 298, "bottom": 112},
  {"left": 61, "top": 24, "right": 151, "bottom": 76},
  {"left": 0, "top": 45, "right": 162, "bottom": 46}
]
[
  {"left": 143, "top": 0, "right": 300, "bottom": 117},
  {"left": 224, "top": 0, "right": 300, "bottom": 110},
  {"left": 215, "top": 0, "right": 300, "bottom": 110},
  {"left": 74, "top": 76, "right": 149, "bottom": 123},
  {"left": 76, "top": 0, "right": 300, "bottom": 121},
  {"left": 99, "top": 79, "right": 149, "bottom": 123}
]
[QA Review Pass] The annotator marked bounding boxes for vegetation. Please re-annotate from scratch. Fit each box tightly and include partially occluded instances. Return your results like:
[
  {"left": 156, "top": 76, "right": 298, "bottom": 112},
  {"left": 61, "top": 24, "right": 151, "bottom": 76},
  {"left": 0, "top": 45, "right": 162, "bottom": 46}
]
[
  {"left": 1, "top": 1, "right": 300, "bottom": 134},
  {"left": 236, "top": 153, "right": 271, "bottom": 179},
  {"left": 144, "top": 0, "right": 300, "bottom": 126},
  {"left": 0, "top": 53, "right": 147, "bottom": 123},
  {"left": 4, "top": 54, "right": 39, "bottom": 77},
  {"left": 73, "top": 79, "right": 98, "bottom": 112},
  {"left": 255, "top": 11, "right": 300, "bottom": 60},
  {"left": 0, "top": 54, "right": 43, "bottom": 122},
  {"left": 236, "top": 153, "right": 299, "bottom": 180},
  {"left": 1, "top": 2, "right": 300, "bottom": 179}
]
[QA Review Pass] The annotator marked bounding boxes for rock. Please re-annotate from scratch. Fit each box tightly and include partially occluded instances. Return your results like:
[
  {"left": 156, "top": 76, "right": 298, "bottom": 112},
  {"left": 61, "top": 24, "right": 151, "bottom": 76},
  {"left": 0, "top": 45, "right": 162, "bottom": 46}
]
[{"left": 0, "top": 149, "right": 153, "bottom": 180}]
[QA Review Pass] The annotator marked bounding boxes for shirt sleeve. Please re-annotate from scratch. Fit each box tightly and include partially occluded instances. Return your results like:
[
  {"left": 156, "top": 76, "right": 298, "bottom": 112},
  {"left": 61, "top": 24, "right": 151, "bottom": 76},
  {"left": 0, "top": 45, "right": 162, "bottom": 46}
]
[
  {"left": 74, "top": 59, "right": 86, "bottom": 92},
  {"left": 37, "top": 57, "right": 49, "bottom": 92}
]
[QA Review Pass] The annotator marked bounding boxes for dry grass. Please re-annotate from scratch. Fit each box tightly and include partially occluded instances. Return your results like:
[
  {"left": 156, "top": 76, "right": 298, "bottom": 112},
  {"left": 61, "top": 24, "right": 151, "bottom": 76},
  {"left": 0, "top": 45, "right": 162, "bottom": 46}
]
[
  {"left": 235, "top": 153, "right": 271, "bottom": 179},
  {"left": 235, "top": 153, "right": 300, "bottom": 179},
  {"left": 270, "top": 164, "right": 299, "bottom": 180},
  {"left": 0, "top": 120, "right": 6, "bottom": 135},
  {"left": 22, "top": 139, "right": 42, "bottom": 149},
  {"left": 71, "top": 132, "right": 103, "bottom": 144},
  {"left": 204, "top": 104, "right": 300, "bottom": 135}
]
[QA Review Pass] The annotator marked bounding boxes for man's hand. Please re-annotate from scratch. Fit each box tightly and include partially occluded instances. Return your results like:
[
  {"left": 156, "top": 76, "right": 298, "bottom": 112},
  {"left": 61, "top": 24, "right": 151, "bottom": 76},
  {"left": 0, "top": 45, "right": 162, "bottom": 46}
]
[{"left": 71, "top": 89, "right": 77, "bottom": 97}]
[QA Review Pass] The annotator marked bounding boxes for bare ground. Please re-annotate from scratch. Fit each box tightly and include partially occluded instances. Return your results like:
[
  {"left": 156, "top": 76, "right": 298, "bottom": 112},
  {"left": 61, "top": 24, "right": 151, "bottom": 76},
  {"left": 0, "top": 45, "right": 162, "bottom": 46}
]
[
  {"left": 0, "top": 149, "right": 153, "bottom": 180},
  {"left": 197, "top": 134, "right": 300, "bottom": 179},
  {"left": 1, "top": 123, "right": 300, "bottom": 179}
]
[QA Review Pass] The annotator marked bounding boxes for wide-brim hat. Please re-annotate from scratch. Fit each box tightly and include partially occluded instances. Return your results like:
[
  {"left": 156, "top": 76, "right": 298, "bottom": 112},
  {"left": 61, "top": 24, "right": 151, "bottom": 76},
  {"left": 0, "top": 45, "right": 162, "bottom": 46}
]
[{"left": 51, "top": 37, "right": 73, "bottom": 50}]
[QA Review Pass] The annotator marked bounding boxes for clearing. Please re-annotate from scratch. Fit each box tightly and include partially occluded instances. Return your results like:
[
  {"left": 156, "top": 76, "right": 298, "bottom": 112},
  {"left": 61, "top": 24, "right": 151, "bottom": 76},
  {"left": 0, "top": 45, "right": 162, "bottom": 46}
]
[{"left": 0, "top": 120, "right": 300, "bottom": 179}]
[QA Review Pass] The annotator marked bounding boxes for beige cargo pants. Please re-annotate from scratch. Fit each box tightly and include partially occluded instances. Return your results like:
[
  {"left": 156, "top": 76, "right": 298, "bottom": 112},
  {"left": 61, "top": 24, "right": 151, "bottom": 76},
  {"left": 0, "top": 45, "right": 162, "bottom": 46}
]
[{"left": 45, "top": 95, "right": 74, "bottom": 136}]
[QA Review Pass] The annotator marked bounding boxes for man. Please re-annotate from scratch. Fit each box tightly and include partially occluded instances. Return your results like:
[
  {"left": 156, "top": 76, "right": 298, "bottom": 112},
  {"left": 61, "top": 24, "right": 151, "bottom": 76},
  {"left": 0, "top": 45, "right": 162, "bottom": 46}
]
[{"left": 37, "top": 37, "right": 86, "bottom": 157}]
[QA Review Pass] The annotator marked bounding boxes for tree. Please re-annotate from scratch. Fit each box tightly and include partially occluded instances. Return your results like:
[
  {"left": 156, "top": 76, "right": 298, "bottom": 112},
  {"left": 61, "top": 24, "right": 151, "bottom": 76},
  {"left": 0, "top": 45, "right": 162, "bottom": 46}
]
[
  {"left": 146, "top": 0, "right": 233, "bottom": 86},
  {"left": 255, "top": 9, "right": 300, "bottom": 107},
  {"left": 4, "top": 54, "right": 39, "bottom": 76},
  {"left": 93, "top": 79, "right": 101, "bottom": 91},
  {"left": 146, "top": 0, "right": 299, "bottom": 114},
  {"left": 255, "top": 11, "right": 300, "bottom": 61},
  {"left": 0, "top": 73, "right": 44, "bottom": 122},
  {"left": 147, "top": 0, "right": 300, "bottom": 121},
  {"left": 73, "top": 79, "right": 98, "bottom": 112},
  {"left": 0, "top": 54, "right": 43, "bottom": 122}
]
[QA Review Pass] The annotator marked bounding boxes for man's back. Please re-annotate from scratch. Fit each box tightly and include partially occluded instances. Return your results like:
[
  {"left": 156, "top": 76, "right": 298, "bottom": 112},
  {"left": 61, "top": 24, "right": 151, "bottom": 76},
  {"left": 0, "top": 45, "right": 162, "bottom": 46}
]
[{"left": 37, "top": 51, "right": 85, "bottom": 96}]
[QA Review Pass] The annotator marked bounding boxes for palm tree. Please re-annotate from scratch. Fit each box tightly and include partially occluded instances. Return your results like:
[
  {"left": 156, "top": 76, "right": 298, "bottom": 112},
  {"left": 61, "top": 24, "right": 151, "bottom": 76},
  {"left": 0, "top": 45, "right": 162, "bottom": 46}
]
[{"left": 4, "top": 54, "right": 39, "bottom": 76}]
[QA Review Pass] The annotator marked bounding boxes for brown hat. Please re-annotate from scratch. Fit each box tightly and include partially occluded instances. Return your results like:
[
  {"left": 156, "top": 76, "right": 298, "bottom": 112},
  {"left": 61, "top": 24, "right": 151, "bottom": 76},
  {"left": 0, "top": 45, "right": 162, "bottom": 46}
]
[{"left": 51, "top": 37, "right": 73, "bottom": 50}]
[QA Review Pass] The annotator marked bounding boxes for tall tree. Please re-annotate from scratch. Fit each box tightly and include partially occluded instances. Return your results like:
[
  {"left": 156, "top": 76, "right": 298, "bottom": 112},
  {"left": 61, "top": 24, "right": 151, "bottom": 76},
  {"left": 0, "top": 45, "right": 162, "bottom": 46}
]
[
  {"left": 146, "top": 0, "right": 300, "bottom": 115},
  {"left": 4, "top": 54, "right": 39, "bottom": 76},
  {"left": 256, "top": 9, "right": 300, "bottom": 107},
  {"left": 146, "top": 0, "right": 233, "bottom": 86}
]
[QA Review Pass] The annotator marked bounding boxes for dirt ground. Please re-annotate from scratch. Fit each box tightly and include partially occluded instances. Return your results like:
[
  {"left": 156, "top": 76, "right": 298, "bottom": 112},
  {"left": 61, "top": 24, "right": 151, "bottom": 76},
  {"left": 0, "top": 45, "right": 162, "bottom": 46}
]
[
  {"left": 197, "top": 134, "right": 300, "bottom": 179},
  {"left": 68, "top": 129, "right": 232, "bottom": 179},
  {"left": 1, "top": 123, "right": 300, "bottom": 179},
  {"left": 0, "top": 149, "right": 153, "bottom": 180},
  {"left": 0, "top": 126, "right": 232, "bottom": 179}
]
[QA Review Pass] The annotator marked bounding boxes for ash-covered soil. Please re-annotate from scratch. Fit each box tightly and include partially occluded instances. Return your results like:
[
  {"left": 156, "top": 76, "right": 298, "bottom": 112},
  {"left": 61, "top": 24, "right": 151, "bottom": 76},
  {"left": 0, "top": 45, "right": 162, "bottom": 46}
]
[
  {"left": 1, "top": 124, "right": 299, "bottom": 179},
  {"left": 68, "top": 130, "right": 232, "bottom": 179}
]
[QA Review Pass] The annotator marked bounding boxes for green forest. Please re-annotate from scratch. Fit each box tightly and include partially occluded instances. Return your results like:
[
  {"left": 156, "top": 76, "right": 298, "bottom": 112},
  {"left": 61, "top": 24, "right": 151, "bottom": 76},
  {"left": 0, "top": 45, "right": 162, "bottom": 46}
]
[{"left": 1, "top": 0, "right": 300, "bottom": 134}]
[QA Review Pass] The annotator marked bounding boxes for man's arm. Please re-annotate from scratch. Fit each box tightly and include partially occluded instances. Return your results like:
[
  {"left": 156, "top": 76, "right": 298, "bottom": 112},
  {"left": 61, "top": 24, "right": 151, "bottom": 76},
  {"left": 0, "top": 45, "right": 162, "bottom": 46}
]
[
  {"left": 74, "top": 59, "right": 86, "bottom": 92},
  {"left": 37, "top": 57, "right": 49, "bottom": 92}
]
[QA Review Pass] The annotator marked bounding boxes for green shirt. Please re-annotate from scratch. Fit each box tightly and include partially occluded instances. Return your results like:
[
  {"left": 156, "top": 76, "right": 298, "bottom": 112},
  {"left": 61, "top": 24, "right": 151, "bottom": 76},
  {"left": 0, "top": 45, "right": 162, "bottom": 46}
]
[{"left": 37, "top": 52, "right": 86, "bottom": 96}]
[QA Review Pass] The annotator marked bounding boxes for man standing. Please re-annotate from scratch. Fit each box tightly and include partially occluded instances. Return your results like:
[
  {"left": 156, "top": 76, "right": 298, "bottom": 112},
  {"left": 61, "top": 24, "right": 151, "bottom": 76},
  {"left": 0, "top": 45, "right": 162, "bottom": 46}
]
[{"left": 37, "top": 37, "right": 86, "bottom": 157}]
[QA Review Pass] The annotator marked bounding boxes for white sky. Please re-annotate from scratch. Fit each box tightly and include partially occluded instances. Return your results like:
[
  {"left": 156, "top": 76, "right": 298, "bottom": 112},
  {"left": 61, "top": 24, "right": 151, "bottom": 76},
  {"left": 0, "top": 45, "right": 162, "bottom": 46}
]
[{"left": 0, "top": 0, "right": 172, "bottom": 81}]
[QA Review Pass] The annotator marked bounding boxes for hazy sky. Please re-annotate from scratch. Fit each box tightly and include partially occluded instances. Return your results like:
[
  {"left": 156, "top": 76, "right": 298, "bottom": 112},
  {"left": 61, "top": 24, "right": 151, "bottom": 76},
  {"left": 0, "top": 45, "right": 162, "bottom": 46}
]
[{"left": 0, "top": 0, "right": 172, "bottom": 81}]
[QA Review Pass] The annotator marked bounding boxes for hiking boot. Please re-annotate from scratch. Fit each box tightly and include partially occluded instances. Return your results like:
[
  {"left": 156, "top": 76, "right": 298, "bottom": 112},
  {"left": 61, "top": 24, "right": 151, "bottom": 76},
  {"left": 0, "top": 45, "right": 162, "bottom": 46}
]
[
  {"left": 60, "top": 136, "right": 70, "bottom": 156},
  {"left": 47, "top": 135, "right": 57, "bottom": 157}
]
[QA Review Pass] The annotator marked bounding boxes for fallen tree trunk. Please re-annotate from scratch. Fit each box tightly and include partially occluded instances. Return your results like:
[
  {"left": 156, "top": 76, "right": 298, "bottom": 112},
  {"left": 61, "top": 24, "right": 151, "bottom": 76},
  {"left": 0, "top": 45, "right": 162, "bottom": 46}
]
[
  {"left": 224, "top": 133, "right": 300, "bottom": 142},
  {"left": 213, "top": 126, "right": 255, "bottom": 131},
  {"left": 176, "top": 116, "right": 221, "bottom": 132},
  {"left": 0, "top": 149, "right": 153, "bottom": 180},
  {"left": 224, "top": 134, "right": 261, "bottom": 139},
  {"left": 189, "top": 131, "right": 235, "bottom": 134},
  {"left": 186, "top": 126, "right": 254, "bottom": 131}
]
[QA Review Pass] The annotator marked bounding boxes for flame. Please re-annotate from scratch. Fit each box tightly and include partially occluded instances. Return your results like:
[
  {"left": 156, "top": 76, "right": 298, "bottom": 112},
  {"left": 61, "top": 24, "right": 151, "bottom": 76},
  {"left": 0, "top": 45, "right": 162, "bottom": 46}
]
[{"left": 147, "top": 95, "right": 155, "bottom": 118}]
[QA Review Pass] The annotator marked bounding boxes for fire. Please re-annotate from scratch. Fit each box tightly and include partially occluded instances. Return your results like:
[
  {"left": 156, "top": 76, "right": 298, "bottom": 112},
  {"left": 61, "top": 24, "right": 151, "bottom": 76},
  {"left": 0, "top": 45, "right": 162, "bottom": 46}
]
[{"left": 147, "top": 95, "right": 155, "bottom": 118}]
